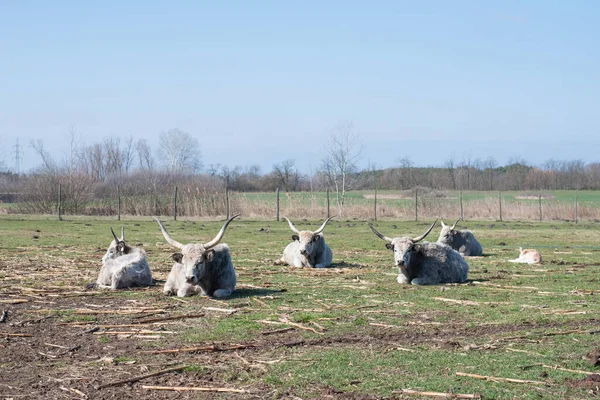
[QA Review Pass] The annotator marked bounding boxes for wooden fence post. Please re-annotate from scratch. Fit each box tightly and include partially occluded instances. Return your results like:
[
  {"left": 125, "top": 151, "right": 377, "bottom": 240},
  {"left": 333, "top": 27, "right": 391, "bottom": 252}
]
[
  {"left": 460, "top": 190, "right": 464, "bottom": 220},
  {"left": 538, "top": 194, "right": 542, "bottom": 222},
  {"left": 326, "top": 188, "right": 330, "bottom": 219},
  {"left": 57, "top": 184, "right": 62, "bottom": 221},
  {"left": 374, "top": 185, "right": 377, "bottom": 221},
  {"left": 225, "top": 187, "right": 230, "bottom": 219},
  {"left": 276, "top": 188, "right": 280, "bottom": 221},
  {"left": 498, "top": 191, "right": 502, "bottom": 222},
  {"left": 414, "top": 189, "right": 418, "bottom": 222},
  {"left": 117, "top": 185, "right": 121, "bottom": 221},
  {"left": 575, "top": 195, "right": 578, "bottom": 224},
  {"left": 173, "top": 186, "right": 178, "bottom": 221}
]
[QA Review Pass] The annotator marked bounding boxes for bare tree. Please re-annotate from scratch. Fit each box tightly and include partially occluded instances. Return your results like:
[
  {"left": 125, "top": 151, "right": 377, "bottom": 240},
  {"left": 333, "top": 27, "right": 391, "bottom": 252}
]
[
  {"left": 123, "top": 136, "right": 135, "bottom": 175},
  {"left": 395, "top": 156, "right": 414, "bottom": 189},
  {"left": 157, "top": 129, "right": 202, "bottom": 175},
  {"left": 320, "top": 123, "right": 363, "bottom": 216},
  {"left": 272, "top": 159, "right": 299, "bottom": 192},
  {"left": 30, "top": 139, "right": 57, "bottom": 173},
  {"left": 136, "top": 139, "right": 154, "bottom": 170},
  {"left": 483, "top": 156, "right": 498, "bottom": 190},
  {"left": 445, "top": 155, "right": 457, "bottom": 190}
]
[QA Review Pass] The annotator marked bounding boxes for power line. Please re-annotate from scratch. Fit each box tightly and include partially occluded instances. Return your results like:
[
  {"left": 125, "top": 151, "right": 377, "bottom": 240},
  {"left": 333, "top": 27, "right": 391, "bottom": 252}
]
[{"left": 12, "top": 138, "right": 24, "bottom": 175}]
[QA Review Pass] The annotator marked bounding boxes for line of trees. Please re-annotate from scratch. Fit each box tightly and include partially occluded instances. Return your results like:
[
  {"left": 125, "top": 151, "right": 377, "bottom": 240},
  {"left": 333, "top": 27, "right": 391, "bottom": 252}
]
[{"left": 1, "top": 127, "right": 600, "bottom": 216}]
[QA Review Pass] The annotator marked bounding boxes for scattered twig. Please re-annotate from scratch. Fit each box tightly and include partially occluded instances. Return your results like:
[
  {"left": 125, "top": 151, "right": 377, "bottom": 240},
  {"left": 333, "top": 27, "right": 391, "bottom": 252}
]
[
  {"left": 0, "top": 310, "right": 7, "bottom": 323},
  {"left": 261, "top": 327, "right": 294, "bottom": 335},
  {"left": 434, "top": 297, "right": 510, "bottom": 306},
  {"left": 97, "top": 365, "right": 188, "bottom": 389},
  {"left": 542, "top": 364, "right": 598, "bottom": 375},
  {"left": 82, "top": 326, "right": 100, "bottom": 334},
  {"left": 93, "top": 330, "right": 176, "bottom": 335},
  {"left": 60, "top": 386, "right": 87, "bottom": 398},
  {"left": 0, "top": 299, "right": 28, "bottom": 304},
  {"left": 135, "top": 313, "right": 205, "bottom": 324},
  {"left": 0, "top": 332, "right": 32, "bottom": 337},
  {"left": 456, "top": 371, "right": 547, "bottom": 385},
  {"left": 252, "top": 298, "right": 270, "bottom": 308},
  {"left": 142, "top": 385, "right": 247, "bottom": 393},
  {"left": 397, "top": 388, "right": 480, "bottom": 398},
  {"left": 202, "top": 307, "right": 237, "bottom": 314},
  {"left": 506, "top": 348, "right": 546, "bottom": 357},
  {"left": 278, "top": 317, "right": 324, "bottom": 335},
  {"left": 139, "top": 344, "right": 251, "bottom": 354}
]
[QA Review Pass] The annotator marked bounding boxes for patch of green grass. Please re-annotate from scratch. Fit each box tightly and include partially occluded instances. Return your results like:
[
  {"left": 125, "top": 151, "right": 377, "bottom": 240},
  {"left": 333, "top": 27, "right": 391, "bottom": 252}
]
[{"left": 1, "top": 215, "right": 599, "bottom": 399}]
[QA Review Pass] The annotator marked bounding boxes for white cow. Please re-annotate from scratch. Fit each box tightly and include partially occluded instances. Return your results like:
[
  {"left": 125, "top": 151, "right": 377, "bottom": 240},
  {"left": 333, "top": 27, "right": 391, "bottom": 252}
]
[
  {"left": 509, "top": 247, "right": 542, "bottom": 264},
  {"left": 154, "top": 215, "right": 240, "bottom": 298},
  {"left": 279, "top": 217, "right": 334, "bottom": 268},
  {"left": 96, "top": 227, "right": 153, "bottom": 289}
]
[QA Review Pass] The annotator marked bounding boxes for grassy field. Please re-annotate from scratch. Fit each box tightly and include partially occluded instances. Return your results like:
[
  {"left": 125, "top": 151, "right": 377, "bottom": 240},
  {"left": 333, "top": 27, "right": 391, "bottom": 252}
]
[{"left": 0, "top": 215, "right": 599, "bottom": 399}]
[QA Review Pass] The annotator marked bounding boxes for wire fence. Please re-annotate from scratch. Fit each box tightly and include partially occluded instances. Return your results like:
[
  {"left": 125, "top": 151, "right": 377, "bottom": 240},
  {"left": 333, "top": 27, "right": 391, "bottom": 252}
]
[{"left": 5, "top": 186, "right": 600, "bottom": 222}]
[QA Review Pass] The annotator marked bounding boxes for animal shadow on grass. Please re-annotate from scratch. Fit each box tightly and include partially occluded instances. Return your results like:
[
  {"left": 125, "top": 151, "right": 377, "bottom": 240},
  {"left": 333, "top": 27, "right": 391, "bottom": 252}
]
[
  {"left": 229, "top": 288, "right": 287, "bottom": 299},
  {"left": 330, "top": 261, "right": 365, "bottom": 269}
]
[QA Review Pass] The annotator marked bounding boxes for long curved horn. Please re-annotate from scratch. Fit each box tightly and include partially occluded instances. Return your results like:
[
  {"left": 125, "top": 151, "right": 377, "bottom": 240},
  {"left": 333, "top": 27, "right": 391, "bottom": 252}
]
[
  {"left": 203, "top": 214, "right": 241, "bottom": 249},
  {"left": 412, "top": 219, "right": 438, "bottom": 243},
  {"left": 110, "top": 227, "right": 120, "bottom": 243},
  {"left": 450, "top": 218, "right": 460, "bottom": 230},
  {"left": 283, "top": 217, "right": 301, "bottom": 234},
  {"left": 121, "top": 226, "right": 125, "bottom": 241},
  {"left": 313, "top": 216, "right": 335, "bottom": 234},
  {"left": 153, "top": 217, "right": 184, "bottom": 249},
  {"left": 369, "top": 224, "right": 393, "bottom": 243}
]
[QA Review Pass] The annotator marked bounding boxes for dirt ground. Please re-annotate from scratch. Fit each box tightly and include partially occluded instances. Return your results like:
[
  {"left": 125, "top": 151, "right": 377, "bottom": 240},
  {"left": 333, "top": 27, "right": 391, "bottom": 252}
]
[{"left": 2, "top": 287, "right": 599, "bottom": 399}]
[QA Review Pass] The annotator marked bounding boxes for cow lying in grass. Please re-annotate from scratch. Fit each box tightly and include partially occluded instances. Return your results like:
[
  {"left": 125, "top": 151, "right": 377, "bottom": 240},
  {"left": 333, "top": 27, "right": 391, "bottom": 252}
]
[
  {"left": 279, "top": 217, "right": 334, "bottom": 268},
  {"left": 370, "top": 220, "right": 469, "bottom": 285},
  {"left": 437, "top": 219, "right": 483, "bottom": 256},
  {"left": 96, "top": 227, "right": 153, "bottom": 289},
  {"left": 508, "top": 247, "right": 542, "bottom": 264},
  {"left": 154, "top": 215, "right": 240, "bottom": 298}
]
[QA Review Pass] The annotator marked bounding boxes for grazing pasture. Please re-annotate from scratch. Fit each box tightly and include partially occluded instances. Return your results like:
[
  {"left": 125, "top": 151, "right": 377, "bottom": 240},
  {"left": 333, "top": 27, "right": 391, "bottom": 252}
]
[{"left": 0, "top": 215, "right": 599, "bottom": 399}]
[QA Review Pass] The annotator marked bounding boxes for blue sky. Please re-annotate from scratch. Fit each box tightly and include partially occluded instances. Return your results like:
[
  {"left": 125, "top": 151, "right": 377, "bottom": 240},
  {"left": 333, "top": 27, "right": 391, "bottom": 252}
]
[{"left": 1, "top": 1, "right": 599, "bottom": 174}]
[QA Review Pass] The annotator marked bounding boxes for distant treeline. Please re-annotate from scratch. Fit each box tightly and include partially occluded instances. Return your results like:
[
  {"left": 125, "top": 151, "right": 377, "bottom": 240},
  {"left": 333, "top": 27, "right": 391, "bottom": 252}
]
[{"left": 0, "top": 129, "right": 598, "bottom": 215}]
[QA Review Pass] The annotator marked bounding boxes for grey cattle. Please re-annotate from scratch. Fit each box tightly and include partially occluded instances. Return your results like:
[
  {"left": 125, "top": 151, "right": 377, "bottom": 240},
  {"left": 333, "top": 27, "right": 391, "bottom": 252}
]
[
  {"left": 96, "top": 227, "right": 153, "bottom": 289},
  {"left": 370, "top": 220, "right": 469, "bottom": 285},
  {"left": 154, "top": 215, "right": 239, "bottom": 298},
  {"left": 279, "top": 217, "right": 334, "bottom": 268},
  {"left": 437, "top": 219, "right": 483, "bottom": 256}
]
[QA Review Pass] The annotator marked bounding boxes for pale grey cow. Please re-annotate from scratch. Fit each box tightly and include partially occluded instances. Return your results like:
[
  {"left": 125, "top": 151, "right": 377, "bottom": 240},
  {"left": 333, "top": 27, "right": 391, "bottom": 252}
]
[
  {"left": 370, "top": 220, "right": 469, "bottom": 285},
  {"left": 154, "top": 215, "right": 240, "bottom": 298},
  {"left": 96, "top": 227, "right": 153, "bottom": 289},
  {"left": 437, "top": 219, "right": 483, "bottom": 256},
  {"left": 279, "top": 217, "right": 334, "bottom": 268}
]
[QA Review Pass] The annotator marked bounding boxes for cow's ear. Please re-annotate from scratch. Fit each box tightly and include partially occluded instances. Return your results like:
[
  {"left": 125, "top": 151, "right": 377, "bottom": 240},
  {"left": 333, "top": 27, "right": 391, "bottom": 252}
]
[
  {"left": 412, "top": 244, "right": 422, "bottom": 252},
  {"left": 451, "top": 230, "right": 457, "bottom": 235},
  {"left": 385, "top": 243, "right": 394, "bottom": 251},
  {"left": 292, "top": 235, "right": 300, "bottom": 242},
  {"left": 171, "top": 253, "right": 183, "bottom": 263},
  {"left": 205, "top": 249, "right": 216, "bottom": 262},
  {"left": 117, "top": 242, "right": 126, "bottom": 253},
  {"left": 313, "top": 235, "right": 321, "bottom": 242}
]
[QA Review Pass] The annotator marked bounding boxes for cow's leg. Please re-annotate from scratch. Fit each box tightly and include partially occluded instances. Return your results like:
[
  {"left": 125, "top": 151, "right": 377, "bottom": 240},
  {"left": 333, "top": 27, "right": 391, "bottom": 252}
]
[{"left": 212, "top": 287, "right": 234, "bottom": 298}]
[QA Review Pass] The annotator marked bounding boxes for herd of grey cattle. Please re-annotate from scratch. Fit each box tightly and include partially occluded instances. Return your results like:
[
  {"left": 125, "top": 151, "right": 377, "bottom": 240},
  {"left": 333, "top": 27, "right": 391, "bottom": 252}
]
[{"left": 95, "top": 216, "right": 542, "bottom": 297}]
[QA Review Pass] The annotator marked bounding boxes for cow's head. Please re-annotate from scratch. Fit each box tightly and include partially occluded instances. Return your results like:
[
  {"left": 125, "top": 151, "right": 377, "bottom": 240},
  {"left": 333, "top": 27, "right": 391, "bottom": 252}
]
[
  {"left": 437, "top": 219, "right": 460, "bottom": 245},
  {"left": 102, "top": 227, "right": 129, "bottom": 263},
  {"left": 370, "top": 220, "right": 437, "bottom": 268},
  {"left": 154, "top": 214, "right": 240, "bottom": 285},
  {"left": 285, "top": 216, "right": 334, "bottom": 259}
]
